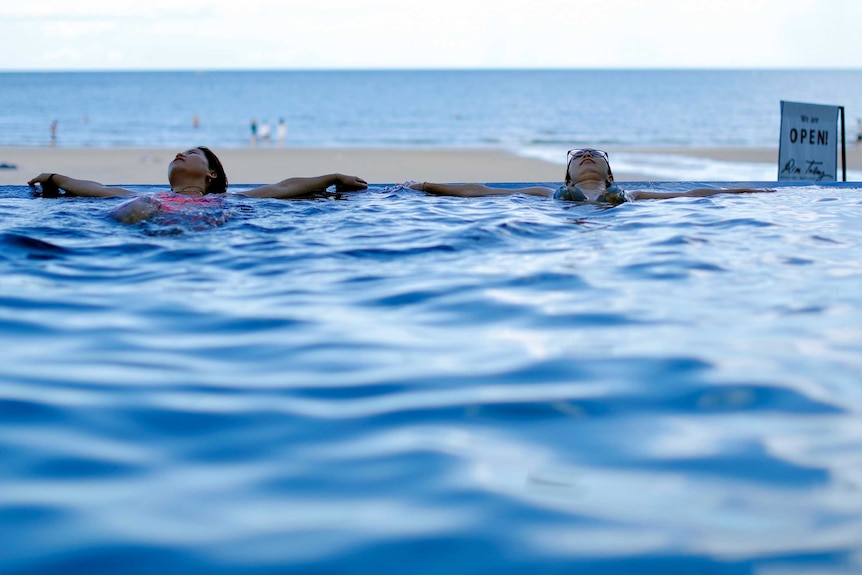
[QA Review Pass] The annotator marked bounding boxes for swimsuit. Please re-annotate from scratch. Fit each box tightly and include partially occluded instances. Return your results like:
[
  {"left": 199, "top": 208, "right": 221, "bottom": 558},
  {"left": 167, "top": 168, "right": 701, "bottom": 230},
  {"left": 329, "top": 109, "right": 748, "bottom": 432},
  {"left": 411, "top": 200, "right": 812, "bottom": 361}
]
[
  {"left": 554, "top": 184, "right": 628, "bottom": 205},
  {"left": 145, "top": 192, "right": 229, "bottom": 231},
  {"left": 151, "top": 191, "right": 222, "bottom": 212}
]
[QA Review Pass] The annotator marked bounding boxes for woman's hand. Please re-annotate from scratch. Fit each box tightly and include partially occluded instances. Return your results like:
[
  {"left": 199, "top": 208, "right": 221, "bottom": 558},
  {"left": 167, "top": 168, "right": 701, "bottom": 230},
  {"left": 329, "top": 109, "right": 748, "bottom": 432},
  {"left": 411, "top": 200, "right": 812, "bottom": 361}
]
[
  {"left": 28, "top": 173, "right": 57, "bottom": 187},
  {"left": 334, "top": 173, "right": 368, "bottom": 192},
  {"left": 28, "top": 173, "right": 63, "bottom": 197}
]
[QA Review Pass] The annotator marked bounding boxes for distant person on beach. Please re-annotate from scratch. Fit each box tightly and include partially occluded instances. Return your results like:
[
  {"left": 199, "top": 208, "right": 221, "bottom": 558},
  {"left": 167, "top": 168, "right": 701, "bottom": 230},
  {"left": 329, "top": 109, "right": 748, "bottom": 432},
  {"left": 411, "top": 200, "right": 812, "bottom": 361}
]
[
  {"left": 411, "top": 148, "right": 772, "bottom": 204},
  {"left": 856, "top": 118, "right": 862, "bottom": 148},
  {"left": 250, "top": 119, "right": 258, "bottom": 147},
  {"left": 192, "top": 114, "right": 200, "bottom": 129},
  {"left": 27, "top": 146, "right": 368, "bottom": 225},
  {"left": 277, "top": 118, "right": 287, "bottom": 147},
  {"left": 50, "top": 120, "right": 58, "bottom": 147},
  {"left": 259, "top": 120, "right": 271, "bottom": 143}
]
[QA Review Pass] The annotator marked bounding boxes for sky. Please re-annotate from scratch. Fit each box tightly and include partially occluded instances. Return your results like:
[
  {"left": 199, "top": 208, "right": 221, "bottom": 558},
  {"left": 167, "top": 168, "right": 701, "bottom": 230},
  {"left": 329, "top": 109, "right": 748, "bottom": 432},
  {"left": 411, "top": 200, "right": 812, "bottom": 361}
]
[{"left": 1, "top": 0, "right": 860, "bottom": 71}]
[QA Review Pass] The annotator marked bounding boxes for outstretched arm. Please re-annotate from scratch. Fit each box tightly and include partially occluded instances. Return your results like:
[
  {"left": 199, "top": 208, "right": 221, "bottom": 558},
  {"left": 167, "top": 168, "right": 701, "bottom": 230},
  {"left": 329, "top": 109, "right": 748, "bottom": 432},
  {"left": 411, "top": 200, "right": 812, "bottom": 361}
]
[
  {"left": 628, "top": 187, "right": 774, "bottom": 200},
  {"left": 28, "top": 173, "right": 133, "bottom": 197},
  {"left": 239, "top": 173, "right": 368, "bottom": 198},
  {"left": 409, "top": 182, "right": 554, "bottom": 198}
]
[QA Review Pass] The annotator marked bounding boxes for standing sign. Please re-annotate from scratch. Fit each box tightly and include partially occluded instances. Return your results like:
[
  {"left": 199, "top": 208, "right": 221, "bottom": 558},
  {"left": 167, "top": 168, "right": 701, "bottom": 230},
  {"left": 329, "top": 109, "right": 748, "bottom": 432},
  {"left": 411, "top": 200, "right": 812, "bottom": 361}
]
[{"left": 778, "top": 101, "right": 845, "bottom": 181}]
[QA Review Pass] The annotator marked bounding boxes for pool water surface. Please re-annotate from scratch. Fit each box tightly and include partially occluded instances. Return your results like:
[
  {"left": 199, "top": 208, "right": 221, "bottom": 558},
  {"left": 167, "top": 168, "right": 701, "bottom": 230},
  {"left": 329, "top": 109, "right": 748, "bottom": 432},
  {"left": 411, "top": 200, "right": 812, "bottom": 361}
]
[{"left": 1, "top": 182, "right": 861, "bottom": 574}]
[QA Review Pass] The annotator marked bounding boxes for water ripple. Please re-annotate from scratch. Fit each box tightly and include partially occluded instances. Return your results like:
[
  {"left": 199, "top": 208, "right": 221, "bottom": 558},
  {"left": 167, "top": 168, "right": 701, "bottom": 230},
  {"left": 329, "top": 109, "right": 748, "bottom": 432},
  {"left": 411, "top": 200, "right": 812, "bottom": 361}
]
[{"left": 1, "top": 184, "right": 862, "bottom": 574}]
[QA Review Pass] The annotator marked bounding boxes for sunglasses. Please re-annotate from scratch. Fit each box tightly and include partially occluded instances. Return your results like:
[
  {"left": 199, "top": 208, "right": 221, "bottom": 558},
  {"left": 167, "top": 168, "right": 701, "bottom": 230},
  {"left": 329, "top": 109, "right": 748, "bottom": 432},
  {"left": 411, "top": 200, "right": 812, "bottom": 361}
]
[{"left": 566, "top": 148, "right": 609, "bottom": 163}]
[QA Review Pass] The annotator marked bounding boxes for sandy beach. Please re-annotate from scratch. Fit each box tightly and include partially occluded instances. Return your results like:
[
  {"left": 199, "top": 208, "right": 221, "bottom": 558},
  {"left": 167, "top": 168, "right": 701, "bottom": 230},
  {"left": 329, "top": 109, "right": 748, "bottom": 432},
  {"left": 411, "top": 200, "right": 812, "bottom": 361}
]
[
  {"left": 0, "top": 147, "right": 565, "bottom": 186},
  {"left": 2, "top": 146, "right": 862, "bottom": 186}
]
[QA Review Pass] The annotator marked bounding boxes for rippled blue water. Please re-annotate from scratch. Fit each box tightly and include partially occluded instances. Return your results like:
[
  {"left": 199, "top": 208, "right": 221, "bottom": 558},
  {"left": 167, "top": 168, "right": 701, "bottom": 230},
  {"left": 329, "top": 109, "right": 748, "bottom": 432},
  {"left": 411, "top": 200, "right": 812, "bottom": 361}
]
[
  {"left": 3, "top": 70, "right": 862, "bottom": 149},
  {"left": 1, "top": 183, "right": 862, "bottom": 574}
]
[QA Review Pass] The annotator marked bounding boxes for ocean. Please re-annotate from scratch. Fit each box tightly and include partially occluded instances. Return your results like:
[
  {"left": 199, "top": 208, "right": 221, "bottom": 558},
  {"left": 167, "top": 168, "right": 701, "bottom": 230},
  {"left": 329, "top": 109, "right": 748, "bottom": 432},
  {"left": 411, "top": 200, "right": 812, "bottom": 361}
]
[
  {"left": 2, "top": 69, "right": 862, "bottom": 179},
  {"left": 1, "top": 70, "right": 862, "bottom": 575}
]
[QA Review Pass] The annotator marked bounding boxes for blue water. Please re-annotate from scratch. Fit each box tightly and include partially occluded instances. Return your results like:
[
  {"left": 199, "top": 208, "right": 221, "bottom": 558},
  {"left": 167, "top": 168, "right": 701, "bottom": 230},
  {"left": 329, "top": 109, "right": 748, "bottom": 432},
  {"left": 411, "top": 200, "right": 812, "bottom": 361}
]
[
  {"left": 1, "top": 182, "right": 861, "bottom": 574},
  {"left": 3, "top": 69, "right": 862, "bottom": 180}
]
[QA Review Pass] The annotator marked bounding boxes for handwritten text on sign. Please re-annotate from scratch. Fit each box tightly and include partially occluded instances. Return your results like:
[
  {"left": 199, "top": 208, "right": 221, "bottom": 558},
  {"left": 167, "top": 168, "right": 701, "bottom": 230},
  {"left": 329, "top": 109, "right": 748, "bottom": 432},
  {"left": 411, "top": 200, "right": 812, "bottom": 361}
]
[{"left": 778, "top": 101, "right": 839, "bottom": 181}]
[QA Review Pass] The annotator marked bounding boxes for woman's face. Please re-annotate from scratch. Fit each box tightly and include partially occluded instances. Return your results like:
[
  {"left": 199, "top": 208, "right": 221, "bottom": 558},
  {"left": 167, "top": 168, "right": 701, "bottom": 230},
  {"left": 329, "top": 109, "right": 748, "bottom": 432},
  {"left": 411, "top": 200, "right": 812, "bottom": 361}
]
[
  {"left": 168, "top": 148, "right": 215, "bottom": 182},
  {"left": 566, "top": 149, "right": 612, "bottom": 184}
]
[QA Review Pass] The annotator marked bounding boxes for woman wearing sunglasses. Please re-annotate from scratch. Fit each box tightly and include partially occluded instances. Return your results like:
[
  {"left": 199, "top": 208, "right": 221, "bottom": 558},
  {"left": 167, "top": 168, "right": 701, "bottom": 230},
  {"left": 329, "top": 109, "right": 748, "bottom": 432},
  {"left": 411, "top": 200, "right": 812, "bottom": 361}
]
[{"left": 411, "top": 148, "right": 770, "bottom": 204}]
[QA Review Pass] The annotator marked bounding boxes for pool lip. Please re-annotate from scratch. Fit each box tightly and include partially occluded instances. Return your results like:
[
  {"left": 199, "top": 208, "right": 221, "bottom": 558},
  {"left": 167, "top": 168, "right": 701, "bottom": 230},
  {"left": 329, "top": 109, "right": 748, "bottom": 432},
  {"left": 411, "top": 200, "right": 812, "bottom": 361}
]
[
  {"left": 3, "top": 181, "right": 862, "bottom": 197},
  {"left": 469, "top": 181, "right": 862, "bottom": 189}
]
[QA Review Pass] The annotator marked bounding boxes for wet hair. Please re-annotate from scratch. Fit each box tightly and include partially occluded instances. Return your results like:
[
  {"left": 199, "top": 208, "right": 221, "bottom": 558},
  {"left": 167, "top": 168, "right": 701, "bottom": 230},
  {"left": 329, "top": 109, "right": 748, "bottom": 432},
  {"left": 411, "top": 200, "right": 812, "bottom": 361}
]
[
  {"left": 564, "top": 156, "right": 614, "bottom": 187},
  {"left": 198, "top": 146, "right": 228, "bottom": 194}
]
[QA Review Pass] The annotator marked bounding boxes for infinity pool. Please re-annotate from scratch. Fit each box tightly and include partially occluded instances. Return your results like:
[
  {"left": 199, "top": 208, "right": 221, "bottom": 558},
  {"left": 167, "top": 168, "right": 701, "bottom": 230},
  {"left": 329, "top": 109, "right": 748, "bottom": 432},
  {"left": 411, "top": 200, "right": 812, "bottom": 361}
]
[{"left": 1, "top": 182, "right": 861, "bottom": 574}]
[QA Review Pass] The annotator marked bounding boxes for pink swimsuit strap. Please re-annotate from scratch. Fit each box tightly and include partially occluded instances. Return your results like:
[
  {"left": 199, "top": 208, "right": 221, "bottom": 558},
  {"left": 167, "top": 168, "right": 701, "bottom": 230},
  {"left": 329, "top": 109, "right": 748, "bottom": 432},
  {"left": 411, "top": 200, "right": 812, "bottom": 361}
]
[{"left": 152, "top": 192, "right": 222, "bottom": 213}]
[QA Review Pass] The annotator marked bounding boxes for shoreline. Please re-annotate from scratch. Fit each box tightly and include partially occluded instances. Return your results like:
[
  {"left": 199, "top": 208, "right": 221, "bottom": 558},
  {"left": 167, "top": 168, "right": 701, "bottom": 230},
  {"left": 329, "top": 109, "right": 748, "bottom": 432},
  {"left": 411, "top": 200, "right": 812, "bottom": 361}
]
[{"left": 2, "top": 146, "right": 862, "bottom": 186}]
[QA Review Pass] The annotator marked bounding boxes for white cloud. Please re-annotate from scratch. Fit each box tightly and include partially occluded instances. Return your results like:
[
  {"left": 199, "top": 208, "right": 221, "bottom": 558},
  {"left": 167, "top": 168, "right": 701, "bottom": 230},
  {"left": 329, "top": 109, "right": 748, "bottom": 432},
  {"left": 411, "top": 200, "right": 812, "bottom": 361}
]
[
  {"left": 0, "top": 0, "right": 214, "bottom": 19},
  {"left": 42, "top": 21, "right": 118, "bottom": 40},
  {"left": 1, "top": 0, "right": 860, "bottom": 70}
]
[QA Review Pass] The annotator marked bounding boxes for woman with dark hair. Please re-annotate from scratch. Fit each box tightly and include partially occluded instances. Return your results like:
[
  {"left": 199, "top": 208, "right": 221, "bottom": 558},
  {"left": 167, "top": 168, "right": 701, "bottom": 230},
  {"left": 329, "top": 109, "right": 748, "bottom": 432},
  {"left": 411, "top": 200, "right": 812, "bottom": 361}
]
[
  {"left": 28, "top": 146, "right": 368, "bottom": 224},
  {"left": 411, "top": 148, "right": 770, "bottom": 204}
]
